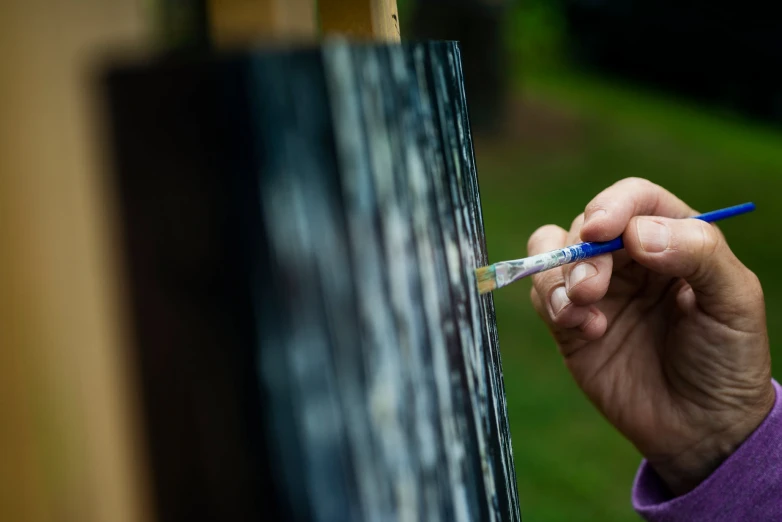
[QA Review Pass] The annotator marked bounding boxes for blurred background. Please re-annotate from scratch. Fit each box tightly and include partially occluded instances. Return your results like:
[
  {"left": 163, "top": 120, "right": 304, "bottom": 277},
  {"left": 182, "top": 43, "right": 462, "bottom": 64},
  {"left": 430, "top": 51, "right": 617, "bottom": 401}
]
[
  {"left": 401, "top": 0, "right": 782, "bottom": 520},
  {"left": 4, "top": 1, "right": 782, "bottom": 521}
]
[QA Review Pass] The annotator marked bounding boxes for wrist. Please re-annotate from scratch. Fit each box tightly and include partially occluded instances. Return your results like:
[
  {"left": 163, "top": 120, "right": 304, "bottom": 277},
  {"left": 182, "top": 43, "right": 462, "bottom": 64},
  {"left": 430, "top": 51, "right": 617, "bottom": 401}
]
[
  {"left": 650, "top": 432, "right": 752, "bottom": 495},
  {"left": 649, "top": 384, "right": 776, "bottom": 496}
]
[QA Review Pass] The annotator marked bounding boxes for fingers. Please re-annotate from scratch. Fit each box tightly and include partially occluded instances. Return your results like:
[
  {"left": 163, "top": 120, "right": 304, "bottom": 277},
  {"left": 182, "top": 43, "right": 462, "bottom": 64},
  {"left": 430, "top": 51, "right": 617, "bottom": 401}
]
[
  {"left": 561, "top": 214, "right": 614, "bottom": 305},
  {"left": 566, "top": 256, "right": 613, "bottom": 304},
  {"left": 527, "top": 223, "right": 569, "bottom": 257},
  {"left": 527, "top": 226, "right": 570, "bottom": 321},
  {"left": 528, "top": 224, "right": 608, "bottom": 347},
  {"left": 580, "top": 178, "right": 696, "bottom": 243},
  {"left": 623, "top": 215, "right": 764, "bottom": 330},
  {"left": 531, "top": 287, "right": 607, "bottom": 351}
]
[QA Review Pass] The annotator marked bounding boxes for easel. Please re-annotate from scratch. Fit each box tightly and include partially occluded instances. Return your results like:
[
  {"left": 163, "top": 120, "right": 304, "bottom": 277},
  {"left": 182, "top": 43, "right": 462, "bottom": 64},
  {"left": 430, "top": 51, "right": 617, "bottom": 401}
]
[
  {"left": 208, "top": 0, "right": 400, "bottom": 43},
  {"left": 0, "top": 4, "right": 517, "bottom": 522},
  {"left": 155, "top": 0, "right": 401, "bottom": 47},
  {"left": 0, "top": 3, "right": 400, "bottom": 518}
]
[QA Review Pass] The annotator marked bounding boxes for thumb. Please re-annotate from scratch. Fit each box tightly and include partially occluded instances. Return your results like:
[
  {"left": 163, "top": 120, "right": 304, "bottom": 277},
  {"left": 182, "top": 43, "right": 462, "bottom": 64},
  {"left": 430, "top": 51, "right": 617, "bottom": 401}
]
[{"left": 624, "top": 216, "right": 762, "bottom": 326}]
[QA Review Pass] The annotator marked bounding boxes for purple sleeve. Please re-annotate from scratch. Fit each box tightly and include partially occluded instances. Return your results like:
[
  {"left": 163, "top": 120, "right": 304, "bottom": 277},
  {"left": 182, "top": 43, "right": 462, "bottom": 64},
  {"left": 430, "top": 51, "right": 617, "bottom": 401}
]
[{"left": 633, "top": 380, "right": 782, "bottom": 521}]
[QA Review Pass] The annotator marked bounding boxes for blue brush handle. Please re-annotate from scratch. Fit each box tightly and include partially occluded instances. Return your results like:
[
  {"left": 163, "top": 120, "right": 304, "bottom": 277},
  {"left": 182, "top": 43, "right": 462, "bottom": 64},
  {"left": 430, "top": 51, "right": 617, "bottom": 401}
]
[{"left": 574, "top": 202, "right": 756, "bottom": 260}]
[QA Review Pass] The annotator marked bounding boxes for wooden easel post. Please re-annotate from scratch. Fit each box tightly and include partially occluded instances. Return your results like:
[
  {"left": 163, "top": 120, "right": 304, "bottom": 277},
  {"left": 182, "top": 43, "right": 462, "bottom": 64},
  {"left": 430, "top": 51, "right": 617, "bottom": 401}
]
[
  {"left": 3, "top": 2, "right": 524, "bottom": 522},
  {"left": 0, "top": 2, "right": 152, "bottom": 522},
  {"left": 319, "top": 0, "right": 401, "bottom": 41},
  {"left": 206, "top": 0, "right": 401, "bottom": 43}
]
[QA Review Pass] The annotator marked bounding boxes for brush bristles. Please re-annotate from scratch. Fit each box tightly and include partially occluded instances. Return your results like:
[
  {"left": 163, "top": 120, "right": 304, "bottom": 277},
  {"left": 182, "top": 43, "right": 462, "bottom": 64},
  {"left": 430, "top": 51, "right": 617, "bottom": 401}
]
[{"left": 474, "top": 265, "right": 497, "bottom": 295}]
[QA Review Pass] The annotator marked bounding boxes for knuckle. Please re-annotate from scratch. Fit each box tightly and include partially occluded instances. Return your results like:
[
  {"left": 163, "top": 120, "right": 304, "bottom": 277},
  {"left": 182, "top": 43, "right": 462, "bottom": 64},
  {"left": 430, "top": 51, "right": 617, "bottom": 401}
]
[
  {"left": 746, "top": 269, "right": 764, "bottom": 298},
  {"left": 620, "top": 176, "right": 653, "bottom": 190},
  {"left": 584, "top": 200, "right": 607, "bottom": 215},
  {"left": 527, "top": 224, "right": 561, "bottom": 252},
  {"left": 680, "top": 221, "right": 725, "bottom": 282},
  {"left": 618, "top": 177, "right": 660, "bottom": 208},
  {"left": 587, "top": 178, "right": 656, "bottom": 216},
  {"left": 696, "top": 221, "right": 721, "bottom": 258},
  {"left": 535, "top": 271, "right": 560, "bottom": 294},
  {"left": 570, "top": 212, "right": 585, "bottom": 231}
]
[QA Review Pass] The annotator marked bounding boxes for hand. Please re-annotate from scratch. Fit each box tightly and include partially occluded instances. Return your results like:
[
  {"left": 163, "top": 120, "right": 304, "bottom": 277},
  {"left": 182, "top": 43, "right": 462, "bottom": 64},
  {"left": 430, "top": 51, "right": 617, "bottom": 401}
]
[{"left": 528, "top": 178, "right": 775, "bottom": 495}]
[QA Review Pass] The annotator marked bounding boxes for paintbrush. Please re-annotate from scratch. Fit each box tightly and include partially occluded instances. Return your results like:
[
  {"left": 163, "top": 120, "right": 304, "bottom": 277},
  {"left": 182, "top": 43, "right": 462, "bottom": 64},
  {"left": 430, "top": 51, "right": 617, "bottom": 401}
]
[{"left": 475, "top": 202, "right": 756, "bottom": 295}]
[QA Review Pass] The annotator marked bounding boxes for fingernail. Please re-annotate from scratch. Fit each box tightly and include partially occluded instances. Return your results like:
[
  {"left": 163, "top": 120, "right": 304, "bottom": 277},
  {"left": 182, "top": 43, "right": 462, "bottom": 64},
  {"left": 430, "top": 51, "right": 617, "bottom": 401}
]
[
  {"left": 637, "top": 219, "right": 670, "bottom": 252},
  {"left": 587, "top": 209, "right": 607, "bottom": 222},
  {"left": 550, "top": 286, "right": 570, "bottom": 316},
  {"left": 568, "top": 262, "right": 597, "bottom": 290}
]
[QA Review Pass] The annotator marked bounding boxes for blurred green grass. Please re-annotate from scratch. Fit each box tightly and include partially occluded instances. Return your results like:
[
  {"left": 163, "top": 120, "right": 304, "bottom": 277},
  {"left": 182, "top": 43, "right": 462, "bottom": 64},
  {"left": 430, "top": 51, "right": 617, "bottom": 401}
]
[{"left": 475, "top": 69, "right": 782, "bottom": 521}]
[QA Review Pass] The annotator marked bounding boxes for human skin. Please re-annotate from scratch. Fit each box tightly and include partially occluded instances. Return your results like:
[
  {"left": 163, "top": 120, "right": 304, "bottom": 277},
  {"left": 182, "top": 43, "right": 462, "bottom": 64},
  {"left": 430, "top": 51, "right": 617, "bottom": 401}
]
[{"left": 527, "top": 178, "right": 775, "bottom": 495}]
